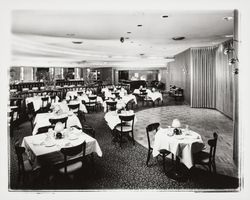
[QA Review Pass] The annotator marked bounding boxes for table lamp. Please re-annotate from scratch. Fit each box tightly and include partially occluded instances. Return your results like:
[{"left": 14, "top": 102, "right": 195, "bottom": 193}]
[{"left": 172, "top": 119, "right": 182, "bottom": 135}]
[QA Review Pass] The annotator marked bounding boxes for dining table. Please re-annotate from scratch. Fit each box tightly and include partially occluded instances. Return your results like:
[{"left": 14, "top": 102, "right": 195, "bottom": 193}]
[
  {"left": 26, "top": 95, "right": 60, "bottom": 112},
  {"left": 32, "top": 112, "right": 82, "bottom": 135},
  {"left": 104, "top": 110, "right": 137, "bottom": 130},
  {"left": 22, "top": 127, "right": 103, "bottom": 170},
  {"left": 152, "top": 127, "right": 205, "bottom": 181}
]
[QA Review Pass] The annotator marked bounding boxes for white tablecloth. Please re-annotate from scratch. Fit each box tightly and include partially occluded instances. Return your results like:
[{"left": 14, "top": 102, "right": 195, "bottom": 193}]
[
  {"left": 147, "top": 91, "right": 163, "bottom": 101},
  {"left": 22, "top": 128, "right": 102, "bottom": 169},
  {"left": 102, "top": 94, "right": 137, "bottom": 112},
  {"left": 59, "top": 100, "right": 88, "bottom": 113},
  {"left": 26, "top": 96, "right": 59, "bottom": 112},
  {"left": 78, "top": 95, "right": 104, "bottom": 105},
  {"left": 152, "top": 128, "right": 205, "bottom": 169},
  {"left": 104, "top": 110, "right": 137, "bottom": 130},
  {"left": 32, "top": 112, "right": 82, "bottom": 135}
]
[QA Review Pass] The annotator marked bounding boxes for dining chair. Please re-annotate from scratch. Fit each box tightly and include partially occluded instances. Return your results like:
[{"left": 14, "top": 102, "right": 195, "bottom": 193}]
[
  {"left": 85, "top": 95, "right": 98, "bottom": 112},
  {"left": 106, "top": 101, "right": 117, "bottom": 112},
  {"left": 9, "top": 107, "right": 19, "bottom": 137},
  {"left": 68, "top": 103, "right": 80, "bottom": 114},
  {"left": 193, "top": 132, "right": 218, "bottom": 173},
  {"left": 77, "top": 91, "right": 83, "bottom": 96},
  {"left": 115, "top": 114, "right": 135, "bottom": 147},
  {"left": 49, "top": 116, "right": 68, "bottom": 128},
  {"left": 38, "top": 96, "right": 50, "bottom": 113},
  {"left": 37, "top": 125, "right": 55, "bottom": 134},
  {"left": 125, "top": 99, "right": 136, "bottom": 110},
  {"left": 27, "top": 102, "right": 36, "bottom": 130},
  {"left": 82, "top": 124, "right": 95, "bottom": 138},
  {"left": 14, "top": 140, "right": 33, "bottom": 184},
  {"left": 146, "top": 123, "right": 174, "bottom": 171},
  {"left": 58, "top": 141, "right": 86, "bottom": 175}
]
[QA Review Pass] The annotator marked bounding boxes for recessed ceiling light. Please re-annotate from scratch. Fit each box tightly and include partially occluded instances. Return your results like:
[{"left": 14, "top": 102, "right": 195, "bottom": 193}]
[
  {"left": 162, "top": 15, "right": 169, "bottom": 18},
  {"left": 172, "top": 36, "right": 185, "bottom": 41},
  {"left": 225, "top": 34, "right": 234, "bottom": 38},
  {"left": 140, "top": 53, "right": 144, "bottom": 56},
  {"left": 127, "top": 32, "right": 131, "bottom": 34},
  {"left": 223, "top": 16, "right": 233, "bottom": 21},
  {"left": 72, "top": 41, "right": 82, "bottom": 44},
  {"left": 125, "top": 37, "right": 129, "bottom": 39},
  {"left": 130, "top": 41, "right": 134, "bottom": 43},
  {"left": 137, "top": 24, "right": 143, "bottom": 27},
  {"left": 67, "top": 34, "right": 75, "bottom": 37}
]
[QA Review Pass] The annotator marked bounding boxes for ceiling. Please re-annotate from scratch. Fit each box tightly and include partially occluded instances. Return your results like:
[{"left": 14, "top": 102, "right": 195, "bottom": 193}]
[{"left": 11, "top": 10, "right": 234, "bottom": 68}]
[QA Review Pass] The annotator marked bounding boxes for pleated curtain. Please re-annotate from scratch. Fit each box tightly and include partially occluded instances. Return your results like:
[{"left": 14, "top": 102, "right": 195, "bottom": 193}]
[{"left": 191, "top": 47, "right": 216, "bottom": 108}]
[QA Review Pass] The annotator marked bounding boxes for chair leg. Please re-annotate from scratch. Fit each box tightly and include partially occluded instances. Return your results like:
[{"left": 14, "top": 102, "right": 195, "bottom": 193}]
[
  {"left": 146, "top": 149, "right": 152, "bottom": 166},
  {"left": 119, "top": 133, "right": 122, "bottom": 147},
  {"left": 131, "top": 131, "right": 135, "bottom": 145},
  {"left": 162, "top": 153, "right": 166, "bottom": 172}
]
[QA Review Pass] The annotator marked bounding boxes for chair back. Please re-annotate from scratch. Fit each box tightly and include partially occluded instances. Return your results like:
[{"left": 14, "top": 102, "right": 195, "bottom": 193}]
[
  {"left": 89, "top": 95, "right": 97, "bottom": 102},
  {"left": 82, "top": 124, "right": 95, "bottom": 138},
  {"left": 41, "top": 97, "right": 49, "bottom": 107},
  {"left": 208, "top": 132, "right": 218, "bottom": 162},
  {"left": 60, "top": 141, "right": 86, "bottom": 174},
  {"left": 77, "top": 91, "right": 83, "bottom": 96},
  {"left": 14, "top": 141, "right": 26, "bottom": 173},
  {"left": 146, "top": 123, "right": 160, "bottom": 150},
  {"left": 37, "top": 125, "right": 54, "bottom": 134},
  {"left": 68, "top": 103, "right": 80, "bottom": 111},
  {"left": 118, "top": 114, "right": 135, "bottom": 132},
  {"left": 27, "top": 102, "right": 35, "bottom": 114},
  {"left": 50, "top": 95, "right": 56, "bottom": 103},
  {"left": 49, "top": 116, "right": 68, "bottom": 128},
  {"left": 106, "top": 101, "right": 117, "bottom": 112}
]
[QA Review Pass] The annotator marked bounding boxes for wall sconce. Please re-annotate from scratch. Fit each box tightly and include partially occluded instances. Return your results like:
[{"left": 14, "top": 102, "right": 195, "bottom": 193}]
[{"left": 224, "top": 40, "right": 239, "bottom": 75}]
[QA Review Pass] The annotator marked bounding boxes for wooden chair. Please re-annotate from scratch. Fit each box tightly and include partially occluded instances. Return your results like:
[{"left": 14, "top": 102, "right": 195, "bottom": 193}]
[
  {"left": 37, "top": 125, "right": 55, "bottom": 134},
  {"left": 82, "top": 124, "right": 95, "bottom": 138},
  {"left": 77, "top": 91, "right": 83, "bottom": 96},
  {"left": 125, "top": 99, "right": 136, "bottom": 110},
  {"left": 115, "top": 114, "right": 135, "bottom": 147},
  {"left": 146, "top": 123, "right": 173, "bottom": 171},
  {"left": 49, "top": 116, "right": 68, "bottom": 128},
  {"left": 68, "top": 103, "right": 80, "bottom": 114},
  {"left": 27, "top": 102, "right": 36, "bottom": 130},
  {"left": 14, "top": 141, "right": 33, "bottom": 184},
  {"left": 193, "top": 132, "right": 218, "bottom": 173},
  {"left": 85, "top": 96, "right": 97, "bottom": 112},
  {"left": 58, "top": 141, "right": 86, "bottom": 175},
  {"left": 106, "top": 101, "right": 117, "bottom": 112}
]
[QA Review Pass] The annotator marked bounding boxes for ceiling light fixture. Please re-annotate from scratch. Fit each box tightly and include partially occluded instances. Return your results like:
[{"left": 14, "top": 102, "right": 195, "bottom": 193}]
[
  {"left": 67, "top": 33, "right": 75, "bottom": 37},
  {"left": 137, "top": 24, "right": 143, "bottom": 27},
  {"left": 223, "top": 16, "right": 233, "bottom": 21},
  {"left": 72, "top": 41, "right": 82, "bottom": 44},
  {"left": 127, "top": 32, "right": 131, "bottom": 34},
  {"left": 172, "top": 36, "right": 185, "bottom": 41},
  {"left": 162, "top": 15, "right": 169, "bottom": 18},
  {"left": 125, "top": 37, "right": 129, "bottom": 40},
  {"left": 225, "top": 35, "right": 234, "bottom": 38}
]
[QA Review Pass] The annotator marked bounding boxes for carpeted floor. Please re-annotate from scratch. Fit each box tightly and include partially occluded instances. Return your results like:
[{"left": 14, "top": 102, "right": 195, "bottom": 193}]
[{"left": 8, "top": 97, "right": 240, "bottom": 191}]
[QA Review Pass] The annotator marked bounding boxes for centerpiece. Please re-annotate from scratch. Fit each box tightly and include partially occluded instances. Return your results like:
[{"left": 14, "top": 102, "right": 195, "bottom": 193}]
[
  {"left": 54, "top": 122, "right": 64, "bottom": 139},
  {"left": 172, "top": 119, "right": 182, "bottom": 135}
]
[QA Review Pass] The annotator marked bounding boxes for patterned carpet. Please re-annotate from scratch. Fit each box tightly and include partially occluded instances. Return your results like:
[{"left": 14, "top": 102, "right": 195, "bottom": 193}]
[{"left": 8, "top": 98, "right": 239, "bottom": 191}]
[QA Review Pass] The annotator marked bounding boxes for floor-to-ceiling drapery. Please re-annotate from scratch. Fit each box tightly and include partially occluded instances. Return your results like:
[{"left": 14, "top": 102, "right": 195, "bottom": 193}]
[{"left": 191, "top": 47, "right": 217, "bottom": 108}]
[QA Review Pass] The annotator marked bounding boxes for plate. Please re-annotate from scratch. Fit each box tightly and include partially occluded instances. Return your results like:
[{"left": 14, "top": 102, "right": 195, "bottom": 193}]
[
  {"left": 68, "top": 134, "right": 78, "bottom": 140},
  {"left": 175, "top": 135, "right": 184, "bottom": 140},
  {"left": 44, "top": 141, "right": 56, "bottom": 147}
]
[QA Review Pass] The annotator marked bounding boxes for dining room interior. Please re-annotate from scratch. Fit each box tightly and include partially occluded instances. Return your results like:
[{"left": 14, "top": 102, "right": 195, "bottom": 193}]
[{"left": 7, "top": 8, "right": 242, "bottom": 191}]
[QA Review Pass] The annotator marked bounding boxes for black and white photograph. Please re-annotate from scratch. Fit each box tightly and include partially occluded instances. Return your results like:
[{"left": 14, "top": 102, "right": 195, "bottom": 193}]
[{"left": 1, "top": 0, "right": 250, "bottom": 199}]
